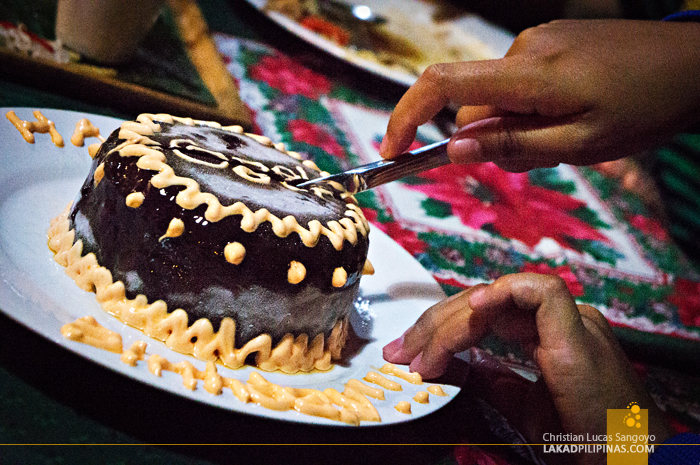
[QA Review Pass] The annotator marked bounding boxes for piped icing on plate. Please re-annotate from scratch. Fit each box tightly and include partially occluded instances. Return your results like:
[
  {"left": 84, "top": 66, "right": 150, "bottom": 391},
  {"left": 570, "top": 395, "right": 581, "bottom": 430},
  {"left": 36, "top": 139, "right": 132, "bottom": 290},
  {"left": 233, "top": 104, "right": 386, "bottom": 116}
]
[
  {"left": 45, "top": 112, "right": 373, "bottom": 374},
  {"left": 6, "top": 110, "right": 65, "bottom": 147},
  {"left": 59, "top": 314, "right": 452, "bottom": 425}
]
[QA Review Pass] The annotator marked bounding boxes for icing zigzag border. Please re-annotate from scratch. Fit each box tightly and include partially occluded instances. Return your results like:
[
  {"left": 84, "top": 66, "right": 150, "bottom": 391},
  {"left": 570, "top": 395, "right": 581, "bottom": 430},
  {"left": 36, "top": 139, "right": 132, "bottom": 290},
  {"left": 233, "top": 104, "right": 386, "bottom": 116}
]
[
  {"left": 48, "top": 205, "right": 348, "bottom": 374},
  {"left": 110, "top": 113, "right": 369, "bottom": 251}
]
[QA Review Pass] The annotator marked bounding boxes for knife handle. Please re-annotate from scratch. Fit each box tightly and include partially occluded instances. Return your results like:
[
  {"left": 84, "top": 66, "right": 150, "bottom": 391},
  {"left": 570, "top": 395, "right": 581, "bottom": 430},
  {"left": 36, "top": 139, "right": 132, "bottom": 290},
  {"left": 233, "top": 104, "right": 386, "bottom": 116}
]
[
  {"left": 363, "top": 139, "right": 450, "bottom": 189},
  {"left": 295, "top": 138, "right": 451, "bottom": 193}
]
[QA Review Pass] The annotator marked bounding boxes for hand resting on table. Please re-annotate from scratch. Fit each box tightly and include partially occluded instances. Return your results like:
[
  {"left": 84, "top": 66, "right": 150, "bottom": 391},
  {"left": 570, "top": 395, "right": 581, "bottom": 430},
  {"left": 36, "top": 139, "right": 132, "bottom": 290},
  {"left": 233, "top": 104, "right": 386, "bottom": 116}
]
[{"left": 383, "top": 273, "right": 674, "bottom": 464}]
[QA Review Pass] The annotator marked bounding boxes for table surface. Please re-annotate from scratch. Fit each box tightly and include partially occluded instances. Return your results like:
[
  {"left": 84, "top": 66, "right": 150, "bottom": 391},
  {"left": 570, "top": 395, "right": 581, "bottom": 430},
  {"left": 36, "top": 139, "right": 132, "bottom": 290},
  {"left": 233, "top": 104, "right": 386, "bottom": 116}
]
[{"left": 2, "top": 1, "right": 700, "bottom": 464}]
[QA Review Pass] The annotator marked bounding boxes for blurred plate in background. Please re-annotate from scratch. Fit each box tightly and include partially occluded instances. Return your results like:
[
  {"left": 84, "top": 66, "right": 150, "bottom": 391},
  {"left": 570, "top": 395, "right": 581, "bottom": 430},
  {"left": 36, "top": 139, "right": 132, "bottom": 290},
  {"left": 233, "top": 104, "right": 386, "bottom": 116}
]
[{"left": 245, "top": 0, "right": 514, "bottom": 87}]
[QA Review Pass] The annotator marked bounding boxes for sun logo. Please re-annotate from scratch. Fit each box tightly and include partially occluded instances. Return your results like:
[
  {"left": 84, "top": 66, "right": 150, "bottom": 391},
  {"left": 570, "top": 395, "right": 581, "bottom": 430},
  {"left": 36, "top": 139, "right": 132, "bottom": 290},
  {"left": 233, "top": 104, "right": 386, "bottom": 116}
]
[{"left": 623, "top": 402, "right": 642, "bottom": 428}]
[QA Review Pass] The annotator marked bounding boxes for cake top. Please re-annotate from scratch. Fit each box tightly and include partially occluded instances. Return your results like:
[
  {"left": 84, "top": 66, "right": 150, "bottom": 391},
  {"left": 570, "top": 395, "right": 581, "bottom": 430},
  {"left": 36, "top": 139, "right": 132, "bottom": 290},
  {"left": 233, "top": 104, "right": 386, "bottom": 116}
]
[{"left": 100, "top": 113, "right": 369, "bottom": 250}]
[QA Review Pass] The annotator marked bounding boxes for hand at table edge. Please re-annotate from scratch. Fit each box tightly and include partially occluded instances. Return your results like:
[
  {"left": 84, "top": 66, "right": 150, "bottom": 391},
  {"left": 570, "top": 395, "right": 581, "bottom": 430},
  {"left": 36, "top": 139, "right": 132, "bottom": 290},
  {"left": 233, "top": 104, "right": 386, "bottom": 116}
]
[{"left": 382, "top": 273, "right": 675, "bottom": 462}]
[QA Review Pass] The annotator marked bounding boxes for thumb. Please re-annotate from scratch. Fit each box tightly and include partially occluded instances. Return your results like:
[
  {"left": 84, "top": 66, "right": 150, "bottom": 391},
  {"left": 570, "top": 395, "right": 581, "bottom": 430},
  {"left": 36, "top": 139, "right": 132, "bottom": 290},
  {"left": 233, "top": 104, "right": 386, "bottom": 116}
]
[
  {"left": 466, "top": 348, "right": 564, "bottom": 444},
  {"left": 447, "top": 114, "right": 583, "bottom": 170}
]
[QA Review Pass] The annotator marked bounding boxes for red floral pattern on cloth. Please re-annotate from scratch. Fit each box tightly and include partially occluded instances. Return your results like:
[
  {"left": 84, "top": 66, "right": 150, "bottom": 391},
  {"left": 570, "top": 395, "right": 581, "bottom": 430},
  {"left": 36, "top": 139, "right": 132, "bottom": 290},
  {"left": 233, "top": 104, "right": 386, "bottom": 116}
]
[
  {"left": 378, "top": 222, "right": 428, "bottom": 256},
  {"left": 627, "top": 214, "right": 670, "bottom": 241},
  {"left": 407, "top": 163, "right": 608, "bottom": 248},
  {"left": 522, "top": 262, "right": 585, "bottom": 296},
  {"left": 363, "top": 208, "right": 428, "bottom": 256},
  {"left": 249, "top": 54, "right": 331, "bottom": 99},
  {"left": 669, "top": 279, "right": 700, "bottom": 327},
  {"left": 212, "top": 35, "right": 700, "bottom": 447},
  {"left": 287, "top": 119, "right": 346, "bottom": 159}
]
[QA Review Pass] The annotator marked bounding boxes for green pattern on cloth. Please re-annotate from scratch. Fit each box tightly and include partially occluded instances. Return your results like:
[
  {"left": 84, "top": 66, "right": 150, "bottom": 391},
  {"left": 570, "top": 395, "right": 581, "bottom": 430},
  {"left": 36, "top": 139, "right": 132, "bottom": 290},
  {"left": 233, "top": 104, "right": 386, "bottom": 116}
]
[
  {"left": 652, "top": 134, "right": 700, "bottom": 265},
  {"left": 214, "top": 36, "right": 700, "bottom": 365}
]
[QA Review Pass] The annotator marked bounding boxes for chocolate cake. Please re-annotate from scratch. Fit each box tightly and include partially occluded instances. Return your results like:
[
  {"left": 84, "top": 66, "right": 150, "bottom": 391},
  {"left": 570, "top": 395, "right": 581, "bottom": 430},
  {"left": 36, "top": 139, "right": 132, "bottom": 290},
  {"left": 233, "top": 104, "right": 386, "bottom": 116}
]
[{"left": 49, "top": 113, "right": 372, "bottom": 372}]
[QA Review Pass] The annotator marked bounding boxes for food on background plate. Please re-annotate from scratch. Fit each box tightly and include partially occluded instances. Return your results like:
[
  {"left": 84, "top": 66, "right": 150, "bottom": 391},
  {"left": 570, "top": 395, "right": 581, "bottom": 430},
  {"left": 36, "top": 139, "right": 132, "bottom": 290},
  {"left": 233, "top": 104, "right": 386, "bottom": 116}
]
[
  {"left": 47, "top": 113, "right": 373, "bottom": 374},
  {"left": 264, "top": 0, "right": 497, "bottom": 78}
]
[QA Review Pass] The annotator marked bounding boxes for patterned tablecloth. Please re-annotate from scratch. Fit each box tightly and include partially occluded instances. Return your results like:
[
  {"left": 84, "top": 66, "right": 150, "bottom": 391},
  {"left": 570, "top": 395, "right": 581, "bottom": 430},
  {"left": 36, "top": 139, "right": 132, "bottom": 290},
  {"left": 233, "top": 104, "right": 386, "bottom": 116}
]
[
  {"left": 212, "top": 33, "right": 700, "bottom": 460},
  {"left": 2, "top": 18, "right": 699, "bottom": 464}
]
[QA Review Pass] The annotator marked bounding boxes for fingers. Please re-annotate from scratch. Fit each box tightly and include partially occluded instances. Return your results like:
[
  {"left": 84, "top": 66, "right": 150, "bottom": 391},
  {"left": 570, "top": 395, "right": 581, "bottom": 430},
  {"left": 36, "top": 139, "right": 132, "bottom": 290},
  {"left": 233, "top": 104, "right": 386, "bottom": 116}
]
[
  {"left": 383, "top": 286, "right": 489, "bottom": 379},
  {"left": 383, "top": 273, "right": 588, "bottom": 380},
  {"left": 455, "top": 105, "right": 503, "bottom": 127},
  {"left": 454, "top": 107, "right": 563, "bottom": 172},
  {"left": 382, "top": 291, "right": 465, "bottom": 364},
  {"left": 380, "top": 58, "right": 529, "bottom": 159},
  {"left": 468, "top": 273, "right": 587, "bottom": 355},
  {"left": 384, "top": 272, "right": 673, "bottom": 444},
  {"left": 381, "top": 59, "right": 592, "bottom": 167},
  {"left": 446, "top": 114, "right": 587, "bottom": 167},
  {"left": 408, "top": 296, "right": 486, "bottom": 379}
]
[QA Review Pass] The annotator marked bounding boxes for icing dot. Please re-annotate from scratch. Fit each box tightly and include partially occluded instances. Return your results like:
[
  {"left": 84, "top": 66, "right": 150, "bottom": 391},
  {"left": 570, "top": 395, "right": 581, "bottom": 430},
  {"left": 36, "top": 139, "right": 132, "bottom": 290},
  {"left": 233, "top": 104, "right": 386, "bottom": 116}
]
[
  {"left": 125, "top": 192, "right": 145, "bottom": 208},
  {"left": 88, "top": 143, "right": 102, "bottom": 158},
  {"left": 427, "top": 385, "right": 447, "bottom": 396},
  {"left": 224, "top": 242, "right": 246, "bottom": 265},
  {"left": 160, "top": 218, "right": 185, "bottom": 241},
  {"left": 222, "top": 125, "right": 244, "bottom": 134},
  {"left": 332, "top": 267, "right": 347, "bottom": 288},
  {"left": 362, "top": 259, "right": 375, "bottom": 276},
  {"left": 247, "top": 133, "right": 272, "bottom": 146},
  {"left": 288, "top": 261, "right": 306, "bottom": 284},
  {"left": 413, "top": 391, "right": 429, "bottom": 404},
  {"left": 302, "top": 159, "right": 320, "bottom": 171},
  {"left": 395, "top": 401, "right": 411, "bottom": 414},
  {"left": 94, "top": 163, "right": 105, "bottom": 186}
]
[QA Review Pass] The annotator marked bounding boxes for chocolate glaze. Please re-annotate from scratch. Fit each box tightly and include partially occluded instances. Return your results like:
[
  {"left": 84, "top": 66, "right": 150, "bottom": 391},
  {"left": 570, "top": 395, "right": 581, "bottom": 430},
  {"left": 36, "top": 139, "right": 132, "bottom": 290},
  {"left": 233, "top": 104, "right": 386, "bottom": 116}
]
[{"left": 69, "top": 119, "right": 369, "bottom": 345}]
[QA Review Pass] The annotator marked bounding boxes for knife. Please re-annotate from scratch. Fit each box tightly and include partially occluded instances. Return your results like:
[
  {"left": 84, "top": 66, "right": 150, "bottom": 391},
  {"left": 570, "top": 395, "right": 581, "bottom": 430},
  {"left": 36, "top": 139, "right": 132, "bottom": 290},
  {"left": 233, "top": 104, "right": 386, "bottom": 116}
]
[{"left": 295, "top": 139, "right": 450, "bottom": 194}]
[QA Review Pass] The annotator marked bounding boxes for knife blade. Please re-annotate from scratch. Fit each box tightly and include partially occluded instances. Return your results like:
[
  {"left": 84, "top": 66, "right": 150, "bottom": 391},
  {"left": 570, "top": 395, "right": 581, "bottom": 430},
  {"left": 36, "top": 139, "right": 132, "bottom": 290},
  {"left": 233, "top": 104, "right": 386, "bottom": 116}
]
[{"left": 295, "top": 139, "right": 450, "bottom": 194}]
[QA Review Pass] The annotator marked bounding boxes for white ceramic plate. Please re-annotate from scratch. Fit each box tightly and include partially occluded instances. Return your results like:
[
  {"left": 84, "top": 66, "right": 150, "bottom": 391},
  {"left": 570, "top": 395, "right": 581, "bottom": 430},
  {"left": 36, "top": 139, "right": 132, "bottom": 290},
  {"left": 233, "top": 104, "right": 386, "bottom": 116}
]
[
  {"left": 245, "top": 0, "right": 514, "bottom": 87},
  {"left": 0, "top": 108, "right": 453, "bottom": 426}
]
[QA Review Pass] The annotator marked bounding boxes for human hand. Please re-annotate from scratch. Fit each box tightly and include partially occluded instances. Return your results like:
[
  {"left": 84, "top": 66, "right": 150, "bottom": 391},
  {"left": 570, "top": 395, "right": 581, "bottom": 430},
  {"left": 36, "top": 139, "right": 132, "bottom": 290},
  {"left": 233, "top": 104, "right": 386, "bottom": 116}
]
[
  {"left": 380, "top": 19, "right": 700, "bottom": 171},
  {"left": 382, "top": 273, "right": 673, "bottom": 458}
]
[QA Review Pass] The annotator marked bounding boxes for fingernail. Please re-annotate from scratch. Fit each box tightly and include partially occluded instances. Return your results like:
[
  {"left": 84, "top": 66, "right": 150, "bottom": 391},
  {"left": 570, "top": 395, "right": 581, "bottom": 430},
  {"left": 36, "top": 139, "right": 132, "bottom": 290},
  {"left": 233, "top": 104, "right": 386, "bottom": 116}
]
[
  {"left": 468, "top": 287, "right": 486, "bottom": 308},
  {"left": 383, "top": 334, "right": 406, "bottom": 361},
  {"left": 450, "top": 137, "right": 482, "bottom": 162},
  {"left": 379, "top": 137, "right": 390, "bottom": 157},
  {"left": 408, "top": 351, "right": 424, "bottom": 374}
]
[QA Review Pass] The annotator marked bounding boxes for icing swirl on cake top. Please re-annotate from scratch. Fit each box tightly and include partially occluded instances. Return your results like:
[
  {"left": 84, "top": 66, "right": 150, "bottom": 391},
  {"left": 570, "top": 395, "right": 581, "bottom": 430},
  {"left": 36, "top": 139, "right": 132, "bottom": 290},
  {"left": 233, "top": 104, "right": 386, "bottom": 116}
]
[{"left": 105, "top": 113, "right": 369, "bottom": 252}]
